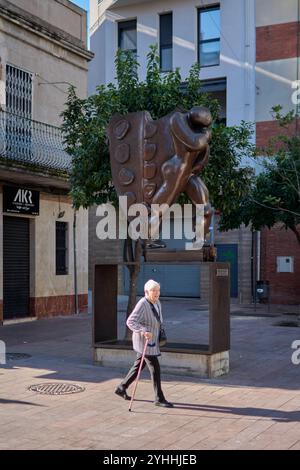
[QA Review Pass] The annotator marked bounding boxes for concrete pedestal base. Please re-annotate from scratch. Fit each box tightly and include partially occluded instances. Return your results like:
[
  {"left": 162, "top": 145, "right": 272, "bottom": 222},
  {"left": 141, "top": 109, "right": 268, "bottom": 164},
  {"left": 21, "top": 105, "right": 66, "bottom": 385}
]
[{"left": 94, "top": 347, "right": 229, "bottom": 378}]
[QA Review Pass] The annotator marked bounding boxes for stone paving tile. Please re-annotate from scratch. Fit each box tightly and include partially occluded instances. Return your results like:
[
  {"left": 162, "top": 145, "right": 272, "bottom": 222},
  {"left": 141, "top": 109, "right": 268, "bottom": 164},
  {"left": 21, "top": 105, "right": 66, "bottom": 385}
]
[
  {"left": 1, "top": 303, "right": 300, "bottom": 450},
  {"left": 289, "top": 440, "right": 300, "bottom": 450},
  {"left": 214, "top": 419, "right": 277, "bottom": 450}
]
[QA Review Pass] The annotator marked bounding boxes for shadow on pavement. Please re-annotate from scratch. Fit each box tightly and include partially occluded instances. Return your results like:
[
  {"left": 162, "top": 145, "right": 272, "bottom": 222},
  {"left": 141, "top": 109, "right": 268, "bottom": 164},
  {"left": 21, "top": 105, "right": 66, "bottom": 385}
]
[{"left": 132, "top": 399, "right": 300, "bottom": 422}]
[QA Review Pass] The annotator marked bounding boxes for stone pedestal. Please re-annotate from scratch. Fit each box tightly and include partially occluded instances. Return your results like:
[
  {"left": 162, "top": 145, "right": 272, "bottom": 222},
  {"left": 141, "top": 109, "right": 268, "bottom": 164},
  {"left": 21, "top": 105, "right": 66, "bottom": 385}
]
[
  {"left": 94, "top": 347, "right": 229, "bottom": 378},
  {"left": 93, "top": 261, "right": 231, "bottom": 377}
]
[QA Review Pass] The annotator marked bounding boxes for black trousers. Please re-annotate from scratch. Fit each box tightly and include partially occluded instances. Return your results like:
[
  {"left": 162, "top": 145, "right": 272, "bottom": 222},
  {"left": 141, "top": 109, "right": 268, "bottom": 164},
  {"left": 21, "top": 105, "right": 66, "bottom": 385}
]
[{"left": 120, "top": 354, "right": 165, "bottom": 402}]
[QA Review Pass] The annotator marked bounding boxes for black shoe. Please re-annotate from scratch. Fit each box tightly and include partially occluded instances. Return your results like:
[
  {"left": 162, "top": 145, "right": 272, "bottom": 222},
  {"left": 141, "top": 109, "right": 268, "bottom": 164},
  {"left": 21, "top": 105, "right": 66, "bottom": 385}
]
[
  {"left": 154, "top": 400, "right": 174, "bottom": 408},
  {"left": 115, "top": 387, "right": 131, "bottom": 401}
]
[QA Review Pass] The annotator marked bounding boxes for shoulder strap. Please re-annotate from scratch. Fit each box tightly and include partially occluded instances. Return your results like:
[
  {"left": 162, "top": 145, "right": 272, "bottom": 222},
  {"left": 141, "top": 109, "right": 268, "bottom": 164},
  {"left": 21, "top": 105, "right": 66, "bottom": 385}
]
[{"left": 146, "top": 299, "right": 161, "bottom": 323}]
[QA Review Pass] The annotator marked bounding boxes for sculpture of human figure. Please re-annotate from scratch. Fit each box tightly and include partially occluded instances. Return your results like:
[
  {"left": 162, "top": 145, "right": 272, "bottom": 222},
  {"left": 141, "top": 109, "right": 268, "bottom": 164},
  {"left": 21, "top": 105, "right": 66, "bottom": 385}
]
[{"left": 150, "top": 106, "right": 212, "bottom": 240}]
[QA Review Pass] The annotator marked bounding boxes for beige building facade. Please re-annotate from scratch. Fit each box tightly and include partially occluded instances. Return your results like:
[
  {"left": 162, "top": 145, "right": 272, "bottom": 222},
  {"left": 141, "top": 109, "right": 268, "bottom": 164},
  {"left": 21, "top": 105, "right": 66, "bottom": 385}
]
[{"left": 0, "top": 0, "right": 93, "bottom": 322}]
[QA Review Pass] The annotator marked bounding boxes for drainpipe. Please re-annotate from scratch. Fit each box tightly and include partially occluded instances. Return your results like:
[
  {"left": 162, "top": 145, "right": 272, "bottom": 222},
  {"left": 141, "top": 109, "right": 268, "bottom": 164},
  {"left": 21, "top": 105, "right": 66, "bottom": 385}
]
[
  {"left": 251, "top": 227, "right": 254, "bottom": 304},
  {"left": 209, "top": 208, "right": 215, "bottom": 246},
  {"left": 256, "top": 230, "right": 261, "bottom": 282},
  {"left": 73, "top": 208, "right": 79, "bottom": 315}
]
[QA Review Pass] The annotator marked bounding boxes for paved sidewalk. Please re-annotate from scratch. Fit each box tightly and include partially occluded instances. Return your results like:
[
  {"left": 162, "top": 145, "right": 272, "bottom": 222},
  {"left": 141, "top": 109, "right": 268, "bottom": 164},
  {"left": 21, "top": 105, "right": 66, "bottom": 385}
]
[{"left": 0, "top": 298, "right": 300, "bottom": 450}]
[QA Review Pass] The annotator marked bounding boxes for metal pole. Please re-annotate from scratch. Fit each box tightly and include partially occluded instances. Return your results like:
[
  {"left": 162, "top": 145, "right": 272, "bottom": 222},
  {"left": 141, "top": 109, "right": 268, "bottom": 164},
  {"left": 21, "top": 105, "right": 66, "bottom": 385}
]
[
  {"left": 73, "top": 209, "right": 79, "bottom": 315},
  {"left": 128, "top": 339, "right": 149, "bottom": 412}
]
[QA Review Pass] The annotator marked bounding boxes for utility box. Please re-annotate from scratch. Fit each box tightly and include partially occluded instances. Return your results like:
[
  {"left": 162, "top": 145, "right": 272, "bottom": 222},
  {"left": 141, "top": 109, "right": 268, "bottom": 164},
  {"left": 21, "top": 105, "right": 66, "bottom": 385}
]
[{"left": 256, "top": 280, "right": 269, "bottom": 302}]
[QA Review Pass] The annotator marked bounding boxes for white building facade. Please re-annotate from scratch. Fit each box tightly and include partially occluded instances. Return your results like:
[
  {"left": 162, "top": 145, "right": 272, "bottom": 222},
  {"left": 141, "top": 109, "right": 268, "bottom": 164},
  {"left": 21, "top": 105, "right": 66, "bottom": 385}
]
[
  {"left": 90, "top": 0, "right": 256, "bottom": 126},
  {"left": 88, "top": 0, "right": 300, "bottom": 304}
]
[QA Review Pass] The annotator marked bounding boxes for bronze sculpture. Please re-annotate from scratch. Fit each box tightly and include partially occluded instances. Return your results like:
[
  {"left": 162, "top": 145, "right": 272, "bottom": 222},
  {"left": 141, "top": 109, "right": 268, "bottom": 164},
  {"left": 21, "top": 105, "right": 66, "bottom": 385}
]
[{"left": 107, "top": 106, "right": 212, "bottom": 242}]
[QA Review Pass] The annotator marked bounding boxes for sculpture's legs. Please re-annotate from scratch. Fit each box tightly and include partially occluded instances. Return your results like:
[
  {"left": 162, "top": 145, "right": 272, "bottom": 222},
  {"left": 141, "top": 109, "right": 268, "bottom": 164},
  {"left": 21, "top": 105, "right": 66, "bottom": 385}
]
[
  {"left": 148, "top": 155, "right": 184, "bottom": 240},
  {"left": 185, "top": 175, "right": 212, "bottom": 239}
]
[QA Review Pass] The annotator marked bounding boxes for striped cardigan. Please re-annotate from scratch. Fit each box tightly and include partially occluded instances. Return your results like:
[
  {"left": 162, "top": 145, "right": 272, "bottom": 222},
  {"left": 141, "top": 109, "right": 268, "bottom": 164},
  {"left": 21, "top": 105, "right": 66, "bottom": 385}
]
[{"left": 126, "top": 296, "right": 163, "bottom": 356}]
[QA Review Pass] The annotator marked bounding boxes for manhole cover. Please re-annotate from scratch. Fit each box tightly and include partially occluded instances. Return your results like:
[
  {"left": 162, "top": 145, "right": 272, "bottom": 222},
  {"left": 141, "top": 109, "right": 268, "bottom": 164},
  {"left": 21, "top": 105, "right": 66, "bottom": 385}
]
[
  {"left": 29, "top": 383, "right": 85, "bottom": 395},
  {"left": 6, "top": 353, "right": 32, "bottom": 361},
  {"left": 273, "top": 321, "right": 299, "bottom": 328}
]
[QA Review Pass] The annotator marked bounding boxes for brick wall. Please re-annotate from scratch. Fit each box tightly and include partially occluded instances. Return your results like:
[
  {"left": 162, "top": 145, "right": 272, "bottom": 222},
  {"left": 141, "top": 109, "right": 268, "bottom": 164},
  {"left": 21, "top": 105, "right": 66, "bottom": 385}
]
[
  {"left": 29, "top": 294, "right": 88, "bottom": 318},
  {"left": 256, "top": 22, "right": 300, "bottom": 62},
  {"left": 256, "top": 120, "right": 299, "bottom": 149},
  {"left": 260, "top": 225, "right": 300, "bottom": 304}
]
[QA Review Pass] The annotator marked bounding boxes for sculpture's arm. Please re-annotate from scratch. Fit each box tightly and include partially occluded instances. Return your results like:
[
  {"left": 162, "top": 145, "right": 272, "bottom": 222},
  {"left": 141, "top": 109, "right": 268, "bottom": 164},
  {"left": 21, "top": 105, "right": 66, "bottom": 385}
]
[{"left": 192, "top": 147, "right": 210, "bottom": 174}]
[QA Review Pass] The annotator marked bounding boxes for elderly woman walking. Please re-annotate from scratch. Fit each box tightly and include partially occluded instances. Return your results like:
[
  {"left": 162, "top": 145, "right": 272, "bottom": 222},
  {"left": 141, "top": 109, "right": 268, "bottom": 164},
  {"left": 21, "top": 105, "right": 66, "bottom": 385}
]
[{"left": 115, "top": 279, "right": 173, "bottom": 408}]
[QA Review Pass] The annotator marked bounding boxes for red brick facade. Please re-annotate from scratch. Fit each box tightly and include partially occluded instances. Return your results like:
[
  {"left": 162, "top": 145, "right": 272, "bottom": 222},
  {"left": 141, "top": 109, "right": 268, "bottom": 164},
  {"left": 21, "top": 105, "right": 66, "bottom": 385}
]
[
  {"left": 256, "top": 120, "right": 299, "bottom": 150},
  {"left": 256, "top": 16, "right": 300, "bottom": 306},
  {"left": 260, "top": 225, "right": 300, "bottom": 304},
  {"left": 0, "top": 293, "right": 88, "bottom": 322},
  {"left": 29, "top": 294, "right": 88, "bottom": 318},
  {"left": 256, "top": 22, "right": 300, "bottom": 62}
]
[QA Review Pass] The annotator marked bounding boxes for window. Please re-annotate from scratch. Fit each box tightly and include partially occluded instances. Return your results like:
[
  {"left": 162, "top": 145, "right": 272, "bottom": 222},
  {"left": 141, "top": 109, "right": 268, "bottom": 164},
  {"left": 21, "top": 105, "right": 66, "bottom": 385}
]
[
  {"left": 56, "top": 222, "right": 68, "bottom": 275},
  {"left": 160, "top": 13, "right": 172, "bottom": 72},
  {"left": 201, "top": 78, "right": 226, "bottom": 124},
  {"left": 118, "top": 20, "right": 137, "bottom": 56},
  {"left": 198, "top": 6, "right": 220, "bottom": 67}
]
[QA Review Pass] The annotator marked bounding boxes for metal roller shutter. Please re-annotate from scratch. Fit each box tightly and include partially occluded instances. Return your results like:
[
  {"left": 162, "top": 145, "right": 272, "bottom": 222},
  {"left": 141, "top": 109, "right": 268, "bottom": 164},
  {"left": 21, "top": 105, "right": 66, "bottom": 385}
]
[
  {"left": 123, "top": 219, "right": 201, "bottom": 298},
  {"left": 3, "top": 216, "right": 30, "bottom": 319}
]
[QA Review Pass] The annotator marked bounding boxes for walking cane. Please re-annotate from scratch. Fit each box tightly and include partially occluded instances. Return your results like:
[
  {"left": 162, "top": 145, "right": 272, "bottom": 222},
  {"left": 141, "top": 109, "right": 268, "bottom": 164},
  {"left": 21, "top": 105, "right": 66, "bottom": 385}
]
[{"left": 128, "top": 338, "right": 149, "bottom": 412}]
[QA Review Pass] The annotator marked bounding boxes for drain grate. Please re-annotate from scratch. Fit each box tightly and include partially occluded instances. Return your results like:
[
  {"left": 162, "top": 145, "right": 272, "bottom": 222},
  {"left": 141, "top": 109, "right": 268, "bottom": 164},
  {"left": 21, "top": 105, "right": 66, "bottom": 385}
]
[
  {"left": 28, "top": 383, "right": 85, "bottom": 395},
  {"left": 273, "top": 321, "right": 299, "bottom": 328},
  {"left": 6, "top": 353, "right": 32, "bottom": 361}
]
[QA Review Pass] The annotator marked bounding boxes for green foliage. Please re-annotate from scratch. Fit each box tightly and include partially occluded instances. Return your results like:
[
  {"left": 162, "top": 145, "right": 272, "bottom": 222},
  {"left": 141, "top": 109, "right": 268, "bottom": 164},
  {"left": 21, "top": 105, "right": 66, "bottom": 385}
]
[
  {"left": 62, "top": 45, "right": 256, "bottom": 231},
  {"left": 203, "top": 122, "right": 256, "bottom": 231},
  {"left": 240, "top": 107, "right": 300, "bottom": 238}
]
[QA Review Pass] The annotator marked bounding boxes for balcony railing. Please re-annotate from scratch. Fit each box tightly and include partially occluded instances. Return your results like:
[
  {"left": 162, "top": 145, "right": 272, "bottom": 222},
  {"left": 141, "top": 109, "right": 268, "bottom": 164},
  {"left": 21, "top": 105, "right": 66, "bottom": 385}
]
[{"left": 0, "top": 111, "right": 72, "bottom": 172}]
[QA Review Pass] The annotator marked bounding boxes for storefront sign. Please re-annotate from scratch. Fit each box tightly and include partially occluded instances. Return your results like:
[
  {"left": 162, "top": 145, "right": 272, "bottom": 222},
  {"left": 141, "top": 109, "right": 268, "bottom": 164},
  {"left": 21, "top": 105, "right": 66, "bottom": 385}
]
[{"left": 3, "top": 185, "right": 40, "bottom": 215}]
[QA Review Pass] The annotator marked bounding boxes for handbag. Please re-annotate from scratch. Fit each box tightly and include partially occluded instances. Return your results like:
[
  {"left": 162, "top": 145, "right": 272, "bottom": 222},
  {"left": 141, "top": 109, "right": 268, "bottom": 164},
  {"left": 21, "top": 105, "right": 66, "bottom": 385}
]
[{"left": 158, "top": 325, "right": 167, "bottom": 347}]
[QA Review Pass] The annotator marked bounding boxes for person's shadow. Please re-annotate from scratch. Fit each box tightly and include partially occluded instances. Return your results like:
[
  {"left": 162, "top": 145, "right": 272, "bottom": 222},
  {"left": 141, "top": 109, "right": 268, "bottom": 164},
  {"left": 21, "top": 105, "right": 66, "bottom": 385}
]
[
  {"left": 0, "top": 398, "right": 44, "bottom": 407},
  {"left": 134, "top": 400, "right": 300, "bottom": 422}
]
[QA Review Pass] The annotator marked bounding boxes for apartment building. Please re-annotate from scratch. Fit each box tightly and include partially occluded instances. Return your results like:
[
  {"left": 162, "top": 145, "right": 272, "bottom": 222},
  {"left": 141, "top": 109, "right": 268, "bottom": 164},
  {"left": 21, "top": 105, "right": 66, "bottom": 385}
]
[{"left": 88, "top": 0, "right": 300, "bottom": 304}]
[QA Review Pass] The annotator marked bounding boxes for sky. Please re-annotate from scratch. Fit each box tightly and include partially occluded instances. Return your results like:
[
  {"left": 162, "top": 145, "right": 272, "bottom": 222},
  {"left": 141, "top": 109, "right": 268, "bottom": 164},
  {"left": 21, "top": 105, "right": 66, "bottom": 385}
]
[{"left": 71, "top": 0, "right": 89, "bottom": 12}]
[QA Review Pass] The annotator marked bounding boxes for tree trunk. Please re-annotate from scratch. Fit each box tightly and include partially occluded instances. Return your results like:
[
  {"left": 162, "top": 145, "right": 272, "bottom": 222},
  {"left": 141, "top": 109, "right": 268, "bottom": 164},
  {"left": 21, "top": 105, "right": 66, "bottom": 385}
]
[{"left": 124, "top": 238, "right": 143, "bottom": 340}]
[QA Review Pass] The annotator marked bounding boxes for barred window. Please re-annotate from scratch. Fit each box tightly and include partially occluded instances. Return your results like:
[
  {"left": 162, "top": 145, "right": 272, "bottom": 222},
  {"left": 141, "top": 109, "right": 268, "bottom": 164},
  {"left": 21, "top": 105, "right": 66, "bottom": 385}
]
[
  {"left": 56, "top": 222, "right": 68, "bottom": 275},
  {"left": 6, "top": 65, "right": 32, "bottom": 118}
]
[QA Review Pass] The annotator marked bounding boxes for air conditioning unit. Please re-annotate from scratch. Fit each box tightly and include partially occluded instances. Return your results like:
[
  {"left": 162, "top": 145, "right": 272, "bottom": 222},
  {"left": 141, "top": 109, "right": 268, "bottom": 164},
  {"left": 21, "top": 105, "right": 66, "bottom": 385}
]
[{"left": 276, "top": 256, "right": 294, "bottom": 273}]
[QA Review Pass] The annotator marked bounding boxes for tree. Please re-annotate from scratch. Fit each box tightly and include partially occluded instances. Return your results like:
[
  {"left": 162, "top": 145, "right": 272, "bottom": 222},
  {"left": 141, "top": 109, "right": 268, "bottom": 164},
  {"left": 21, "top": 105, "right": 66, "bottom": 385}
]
[
  {"left": 61, "top": 46, "right": 256, "bottom": 331},
  {"left": 235, "top": 107, "right": 300, "bottom": 245}
]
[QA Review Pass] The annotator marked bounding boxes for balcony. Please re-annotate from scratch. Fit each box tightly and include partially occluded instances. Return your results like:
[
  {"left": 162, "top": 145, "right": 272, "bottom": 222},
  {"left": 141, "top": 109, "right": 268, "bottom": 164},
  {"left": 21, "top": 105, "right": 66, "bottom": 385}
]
[
  {"left": 0, "top": 111, "right": 72, "bottom": 173},
  {"left": 103, "top": 0, "right": 151, "bottom": 10}
]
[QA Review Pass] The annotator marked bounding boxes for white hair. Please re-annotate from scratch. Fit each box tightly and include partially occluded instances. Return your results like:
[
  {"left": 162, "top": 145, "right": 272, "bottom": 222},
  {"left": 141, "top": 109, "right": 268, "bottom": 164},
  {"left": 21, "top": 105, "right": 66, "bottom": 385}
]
[{"left": 144, "top": 279, "right": 160, "bottom": 292}]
